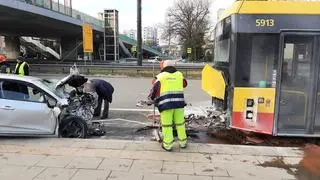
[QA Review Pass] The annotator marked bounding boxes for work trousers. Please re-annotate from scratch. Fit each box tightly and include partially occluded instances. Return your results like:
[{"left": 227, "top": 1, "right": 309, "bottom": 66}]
[
  {"left": 94, "top": 96, "right": 109, "bottom": 119},
  {"left": 160, "top": 108, "right": 187, "bottom": 150}
]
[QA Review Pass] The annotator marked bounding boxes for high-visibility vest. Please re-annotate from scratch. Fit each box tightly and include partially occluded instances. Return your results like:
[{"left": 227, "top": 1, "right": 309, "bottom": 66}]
[
  {"left": 156, "top": 71, "right": 185, "bottom": 112},
  {"left": 15, "top": 62, "right": 28, "bottom": 76},
  {"left": 5, "top": 67, "right": 10, "bottom": 74}
]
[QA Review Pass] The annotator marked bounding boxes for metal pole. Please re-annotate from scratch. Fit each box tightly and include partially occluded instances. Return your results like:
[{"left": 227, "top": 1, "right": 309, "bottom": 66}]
[
  {"left": 114, "top": 10, "right": 117, "bottom": 62},
  {"left": 64, "top": 0, "right": 66, "bottom": 15},
  {"left": 137, "top": 0, "right": 143, "bottom": 66},
  {"left": 168, "top": 16, "right": 171, "bottom": 57},
  {"left": 70, "top": 0, "right": 72, "bottom": 16},
  {"left": 152, "top": 61, "right": 156, "bottom": 123},
  {"left": 103, "top": 11, "right": 106, "bottom": 61}
]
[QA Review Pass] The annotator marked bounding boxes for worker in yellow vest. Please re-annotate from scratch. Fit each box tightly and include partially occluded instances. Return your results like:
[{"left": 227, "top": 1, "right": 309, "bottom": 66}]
[
  {"left": 148, "top": 60, "right": 188, "bottom": 151},
  {"left": 14, "top": 53, "right": 29, "bottom": 76}
]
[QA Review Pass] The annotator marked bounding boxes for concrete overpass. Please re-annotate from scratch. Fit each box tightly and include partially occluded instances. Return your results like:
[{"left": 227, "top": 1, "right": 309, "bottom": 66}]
[{"left": 0, "top": 0, "right": 162, "bottom": 60}]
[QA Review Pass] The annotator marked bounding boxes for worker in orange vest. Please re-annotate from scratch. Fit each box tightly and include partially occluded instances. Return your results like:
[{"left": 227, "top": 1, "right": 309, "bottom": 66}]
[{"left": 0, "top": 55, "right": 11, "bottom": 74}]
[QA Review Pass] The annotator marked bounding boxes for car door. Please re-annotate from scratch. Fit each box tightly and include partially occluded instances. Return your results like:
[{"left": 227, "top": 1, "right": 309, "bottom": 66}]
[{"left": 0, "top": 79, "right": 57, "bottom": 135}]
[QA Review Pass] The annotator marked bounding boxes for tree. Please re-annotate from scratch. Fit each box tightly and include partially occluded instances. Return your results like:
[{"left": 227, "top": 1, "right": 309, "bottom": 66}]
[{"left": 162, "top": 0, "right": 211, "bottom": 61}]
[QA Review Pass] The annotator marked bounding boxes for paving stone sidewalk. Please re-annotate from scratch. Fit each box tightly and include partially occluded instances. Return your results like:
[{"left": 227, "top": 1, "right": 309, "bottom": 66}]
[{"left": 0, "top": 138, "right": 303, "bottom": 180}]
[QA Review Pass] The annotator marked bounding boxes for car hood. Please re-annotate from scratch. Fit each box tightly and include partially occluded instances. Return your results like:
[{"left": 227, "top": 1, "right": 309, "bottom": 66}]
[
  {"left": 55, "top": 74, "right": 88, "bottom": 89},
  {"left": 55, "top": 75, "right": 70, "bottom": 89}
]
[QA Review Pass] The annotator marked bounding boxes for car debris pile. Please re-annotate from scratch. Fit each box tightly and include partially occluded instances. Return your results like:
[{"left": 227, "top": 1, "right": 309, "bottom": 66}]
[
  {"left": 184, "top": 106, "right": 229, "bottom": 133},
  {"left": 60, "top": 90, "right": 105, "bottom": 136}
]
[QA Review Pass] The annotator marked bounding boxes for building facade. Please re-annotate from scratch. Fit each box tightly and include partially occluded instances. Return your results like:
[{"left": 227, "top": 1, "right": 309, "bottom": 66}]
[
  {"left": 143, "top": 26, "right": 159, "bottom": 46},
  {"left": 124, "top": 29, "right": 137, "bottom": 40}
]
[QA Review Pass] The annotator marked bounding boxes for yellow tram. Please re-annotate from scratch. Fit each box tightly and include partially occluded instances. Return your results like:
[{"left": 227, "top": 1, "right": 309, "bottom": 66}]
[{"left": 202, "top": 0, "right": 320, "bottom": 137}]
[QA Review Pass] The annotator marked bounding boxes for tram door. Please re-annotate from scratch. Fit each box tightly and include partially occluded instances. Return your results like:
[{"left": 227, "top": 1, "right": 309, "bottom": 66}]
[{"left": 277, "top": 33, "right": 320, "bottom": 136}]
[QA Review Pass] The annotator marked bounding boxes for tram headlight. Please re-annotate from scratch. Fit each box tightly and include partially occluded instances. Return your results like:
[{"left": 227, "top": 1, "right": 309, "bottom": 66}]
[
  {"left": 247, "top": 99, "right": 254, "bottom": 107},
  {"left": 246, "top": 110, "right": 254, "bottom": 119}
]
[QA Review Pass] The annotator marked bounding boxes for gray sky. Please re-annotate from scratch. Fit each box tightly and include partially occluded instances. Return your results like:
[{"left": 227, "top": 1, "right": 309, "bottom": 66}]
[{"left": 72, "top": 0, "right": 234, "bottom": 32}]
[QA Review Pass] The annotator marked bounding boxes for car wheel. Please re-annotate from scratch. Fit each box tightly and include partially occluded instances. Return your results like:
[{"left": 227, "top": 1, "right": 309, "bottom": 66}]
[{"left": 59, "top": 116, "right": 88, "bottom": 138}]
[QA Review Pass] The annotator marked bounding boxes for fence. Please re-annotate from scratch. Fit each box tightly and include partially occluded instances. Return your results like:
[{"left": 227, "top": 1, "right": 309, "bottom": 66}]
[{"left": 29, "top": 64, "right": 204, "bottom": 78}]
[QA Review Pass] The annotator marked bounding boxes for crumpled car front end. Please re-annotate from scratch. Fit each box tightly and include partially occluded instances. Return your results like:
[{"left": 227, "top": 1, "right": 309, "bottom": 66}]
[{"left": 53, "top": 72, "right": 105, "bottom": 138}]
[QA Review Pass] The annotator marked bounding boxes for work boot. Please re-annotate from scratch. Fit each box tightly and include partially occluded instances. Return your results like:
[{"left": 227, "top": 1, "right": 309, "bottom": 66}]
[
  {"left": 180, "top": 144, "right": 188, "bottom": 149},
  {"left": 161, "top": 144, "right": 172, "bottom": 152}
]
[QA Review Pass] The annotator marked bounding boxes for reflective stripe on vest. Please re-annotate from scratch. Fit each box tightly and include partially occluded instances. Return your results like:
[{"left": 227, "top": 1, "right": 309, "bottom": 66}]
[
  {"left": 156, "top": 71, "right": 185, "bottom": 111},
  {"left": 158, "top": 98, "right": 185, "bottom": 106},
  {"left": 15, "top": 62, "right": 27, "bottom": 76}
]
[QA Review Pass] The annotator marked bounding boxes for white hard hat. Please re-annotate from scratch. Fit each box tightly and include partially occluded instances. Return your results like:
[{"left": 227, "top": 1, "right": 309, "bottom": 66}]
[{"left": 162, "top": 60, "right": 177, "bottom": 68}]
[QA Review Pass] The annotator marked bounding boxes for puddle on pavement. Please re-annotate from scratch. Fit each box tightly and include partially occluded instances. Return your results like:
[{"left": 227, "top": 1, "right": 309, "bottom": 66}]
[{"left": 259, "top": 157, "right": 298, "bottom": 175}]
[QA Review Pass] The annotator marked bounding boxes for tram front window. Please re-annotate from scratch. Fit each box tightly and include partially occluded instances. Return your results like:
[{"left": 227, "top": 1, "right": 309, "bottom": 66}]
[
  {"left": 214, "top": 38, "right": 230, "bottom": 63},
  {"left": 235, "top": 34, "right": 278, "bottom": 87}
]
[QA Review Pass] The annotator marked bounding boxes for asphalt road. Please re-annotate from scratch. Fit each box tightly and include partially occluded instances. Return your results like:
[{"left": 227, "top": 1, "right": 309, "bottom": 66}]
[
  {"left": 36, "top": 74, "right": 212, "bottom": 141},
  {"left": 37, "top": 74, "right": 211, "bottom": 110}
]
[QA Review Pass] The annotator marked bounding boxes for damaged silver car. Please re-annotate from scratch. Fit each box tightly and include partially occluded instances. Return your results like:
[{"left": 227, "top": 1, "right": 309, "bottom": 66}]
[{"left": 0, "top": 72, "right": 105, "bottom": 138}]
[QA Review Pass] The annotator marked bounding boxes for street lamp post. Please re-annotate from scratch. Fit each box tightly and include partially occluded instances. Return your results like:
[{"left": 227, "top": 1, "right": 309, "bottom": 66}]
[{"left": 137, "top": 0, "right": 143, "bottom": 66}]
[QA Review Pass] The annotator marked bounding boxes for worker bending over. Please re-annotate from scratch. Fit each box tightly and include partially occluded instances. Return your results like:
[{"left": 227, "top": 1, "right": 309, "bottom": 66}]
[{"left": 85, "top": 79, "right": 114, "bottom": 119}]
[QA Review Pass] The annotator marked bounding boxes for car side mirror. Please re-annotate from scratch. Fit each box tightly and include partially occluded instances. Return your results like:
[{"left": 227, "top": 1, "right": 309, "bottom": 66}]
[{"left": 46, "top": 96, "right": 57, "bottom": 108}]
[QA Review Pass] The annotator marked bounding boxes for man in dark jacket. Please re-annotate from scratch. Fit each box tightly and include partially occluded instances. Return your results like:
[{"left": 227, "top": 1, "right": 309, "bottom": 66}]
[{"left": 85, "top": 79, "right": 114, "bottom": 119}]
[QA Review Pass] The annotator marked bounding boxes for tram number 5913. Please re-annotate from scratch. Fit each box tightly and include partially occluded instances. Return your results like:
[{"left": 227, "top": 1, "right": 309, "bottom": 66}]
[{"left": 256, "top": 19, "right": 275, "bottom": 27}]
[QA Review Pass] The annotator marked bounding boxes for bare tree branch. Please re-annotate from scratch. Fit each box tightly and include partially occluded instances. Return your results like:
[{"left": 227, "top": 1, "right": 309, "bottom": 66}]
[{"left": 161, "top": 0, "right": 211, "bottom": 61}]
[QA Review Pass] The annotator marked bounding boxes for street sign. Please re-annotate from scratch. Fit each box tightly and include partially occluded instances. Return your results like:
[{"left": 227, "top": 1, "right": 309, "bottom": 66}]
[
  {"left": 187, "top": 48, "right": 192, "bottom": 54},
  {"left": 131, "top": 45, "right": 137, "bottom": 52},
  {"left": 83, "top": 24, "right": 93, "bottom": 53}
]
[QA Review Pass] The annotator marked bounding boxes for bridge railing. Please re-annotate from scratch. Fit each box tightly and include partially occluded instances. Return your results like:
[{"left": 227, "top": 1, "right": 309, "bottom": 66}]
[
  {"left": 17, "top": 0, "right": 71, "bottom": 15},
  {"left": 72, "top": 9, "right": 104, "bottom": 28},
  {"left": 17, "top": 0, "right": 104, "bottom": 28}
]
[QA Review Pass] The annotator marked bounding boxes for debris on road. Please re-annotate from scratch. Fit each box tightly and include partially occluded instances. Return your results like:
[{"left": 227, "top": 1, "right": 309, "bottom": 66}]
[
  {"left": 136, "top": 100, "right": 229, "bottom": 132},
  {"left": 135, "top": 101, "right": 230, "bottom": 142},
  {"left": 136, "top": 100, "right": 320, "bottom": 146},
  {"left": 136, "top": 100, "right": 153, "bottom": 107},
  {"left": 185, "top": 106, "right": 229, "bottom": 133},
  {"left": 152, "top": 129, "right": 162, "bottom": 142},
  {"left": 245, "top": 136, "right": 265, "bottom": 145}
]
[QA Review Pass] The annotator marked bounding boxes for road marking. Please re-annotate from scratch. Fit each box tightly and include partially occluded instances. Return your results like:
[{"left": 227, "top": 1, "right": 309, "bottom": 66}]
[
  {"left": 91, "top": 118, "right": 151, "bottom": 126},
  {"left": 110, "top": 108, "right": 157, "bottom": 112}
]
